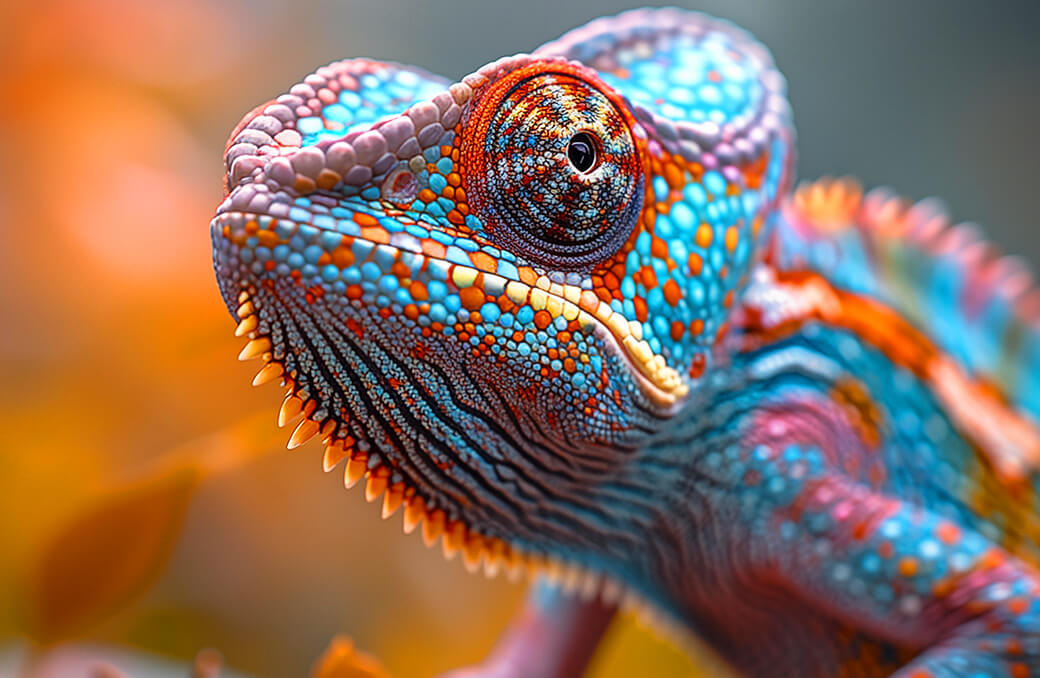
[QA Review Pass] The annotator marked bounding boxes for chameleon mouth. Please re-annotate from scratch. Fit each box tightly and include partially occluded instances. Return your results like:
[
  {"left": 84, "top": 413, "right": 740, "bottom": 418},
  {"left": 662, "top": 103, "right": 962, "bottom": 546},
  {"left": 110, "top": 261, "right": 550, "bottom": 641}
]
[{"left": 213, "top": 208, "right": 689, "bottom": 409}]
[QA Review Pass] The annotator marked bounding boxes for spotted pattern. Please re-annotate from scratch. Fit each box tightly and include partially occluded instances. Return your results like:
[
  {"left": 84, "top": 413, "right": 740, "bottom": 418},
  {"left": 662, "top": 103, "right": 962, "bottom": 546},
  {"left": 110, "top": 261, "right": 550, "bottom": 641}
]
[{"left": 212, "top": 7, "right": 1040, "bottom": 677}]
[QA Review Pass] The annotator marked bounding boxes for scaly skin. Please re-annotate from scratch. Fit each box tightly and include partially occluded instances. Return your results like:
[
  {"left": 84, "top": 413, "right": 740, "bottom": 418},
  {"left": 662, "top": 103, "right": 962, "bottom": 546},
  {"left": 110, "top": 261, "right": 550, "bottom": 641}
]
[{"left": 211, "top": 9, "right": 1040, "bottom": 677}]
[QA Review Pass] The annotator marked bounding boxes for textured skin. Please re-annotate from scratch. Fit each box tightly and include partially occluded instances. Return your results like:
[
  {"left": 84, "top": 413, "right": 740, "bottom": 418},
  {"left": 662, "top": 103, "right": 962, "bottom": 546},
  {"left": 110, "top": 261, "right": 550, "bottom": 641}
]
[{"left": 211, "top": 9, "right": 1040, "bottom": 677}]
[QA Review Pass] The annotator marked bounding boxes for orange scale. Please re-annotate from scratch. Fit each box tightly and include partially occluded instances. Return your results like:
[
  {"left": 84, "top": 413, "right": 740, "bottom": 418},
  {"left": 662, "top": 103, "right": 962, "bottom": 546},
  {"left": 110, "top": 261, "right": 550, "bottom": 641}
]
[
  {"left": 408, "top": 281, "right": 428, "bottom": 301},
  {"left": 633, "top": 297, "right": 648, "bottom": 323},
  {"left": 459, "top": 287, "right": 485, "bottom": 311},
  {"left": 422, "top": 240, "right": 447, "bottom": 258},
  {"left": 353, "top": 212, "right": 379, "bottom": 227},
  {"left": 980, "top": 548, "right": 1006, "bottom": 570},
  {"left": 688, "top": 252, "right": 703, "bottom": 276},
  {"left": 294, "top": 176, "right": 317, "bottom": 194},
  {"left": 640, "top": 266, "right": 657, "bottom": 288},
  {"left": 650, "top": 237, "right": 669, "bottom": 259},
  {"left": 936, "top": 521, "right": 961, "bottom": 545},
  {"left": 1008, "top": 598, "right": 1029, "bottom": 615},
  {"left": 469, "top": 251, "right": 498, "bottom": 272},
  {"left": 332, "top": 247, "right": 355, "bottom": 269},
  {"left": 725, "top": 225, "right": 740, "bottom": 252},
  {"left": 256, "top": 230, "right": 280, "bottom": 248},
  {"left": 688, "top": 353, "right": 706, "bottom": 378},
  {"left": 663, "top": 162, "right": 685, "bottom": 190},
  {"left": 533, "top": 311, "right": 553, "bottom": 330},
  {"left": 695, "top": 223, "right": 713, "bottom": 248},
  {"left": 360, "top": 226, "right": 390, "bottom": 244},
  {"left": 663, "top": 279, "right": 682, "bottom": 306}
]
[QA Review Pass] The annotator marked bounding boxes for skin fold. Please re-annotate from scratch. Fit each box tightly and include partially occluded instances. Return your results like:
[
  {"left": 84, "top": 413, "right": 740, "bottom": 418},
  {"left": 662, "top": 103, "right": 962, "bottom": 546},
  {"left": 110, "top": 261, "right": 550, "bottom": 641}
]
[{"left": 212, "top": 8, "right": 1040, "bottom": 677}]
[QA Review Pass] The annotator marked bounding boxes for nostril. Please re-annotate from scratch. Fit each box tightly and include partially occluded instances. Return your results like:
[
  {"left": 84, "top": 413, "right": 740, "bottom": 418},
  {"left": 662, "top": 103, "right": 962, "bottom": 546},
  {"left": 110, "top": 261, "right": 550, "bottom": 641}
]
[{"left": 381, "top": 166, "right": 419, "bottom": 203}]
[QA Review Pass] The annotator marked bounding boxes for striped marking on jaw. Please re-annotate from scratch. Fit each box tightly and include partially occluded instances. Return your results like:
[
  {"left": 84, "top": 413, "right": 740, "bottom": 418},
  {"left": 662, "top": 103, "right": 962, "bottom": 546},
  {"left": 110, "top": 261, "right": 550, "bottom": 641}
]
[{"left": 450, "top": 264, "right": 689, "bottom": 408}]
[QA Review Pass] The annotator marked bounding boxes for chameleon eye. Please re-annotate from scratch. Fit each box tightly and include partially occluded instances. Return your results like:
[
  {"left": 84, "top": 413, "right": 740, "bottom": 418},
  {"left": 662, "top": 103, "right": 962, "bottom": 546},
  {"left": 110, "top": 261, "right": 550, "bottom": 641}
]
[
  {"left": 567, "top": 132, "right": 598, "bottom": 173},
  {"left": 460, "top": 63, "right": 644, "bottom": 270}
]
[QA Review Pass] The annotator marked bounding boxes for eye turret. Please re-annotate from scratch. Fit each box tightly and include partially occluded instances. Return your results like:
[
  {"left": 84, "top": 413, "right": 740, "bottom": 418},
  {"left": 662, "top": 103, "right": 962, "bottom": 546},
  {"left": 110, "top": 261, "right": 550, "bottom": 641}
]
[{"left": 459, "top": 62, "right": 644, "bottom": 270}]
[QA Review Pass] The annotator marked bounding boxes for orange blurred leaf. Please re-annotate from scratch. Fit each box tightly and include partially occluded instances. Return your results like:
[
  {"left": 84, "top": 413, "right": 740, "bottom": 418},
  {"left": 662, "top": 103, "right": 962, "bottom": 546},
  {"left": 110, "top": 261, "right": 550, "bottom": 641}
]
[
  {"left": 26, "top": 463, "right": 202, "bottom": 641},
  {"left": 311, "top": 635, "right": 394, "bottom": 678}
]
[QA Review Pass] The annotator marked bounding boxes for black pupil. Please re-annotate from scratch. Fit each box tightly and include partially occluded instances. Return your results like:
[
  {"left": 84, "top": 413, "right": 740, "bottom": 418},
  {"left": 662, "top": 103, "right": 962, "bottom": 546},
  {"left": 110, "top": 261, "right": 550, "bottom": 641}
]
[{"left": 567, "top": 133, "right": 597, "bottom": 173}]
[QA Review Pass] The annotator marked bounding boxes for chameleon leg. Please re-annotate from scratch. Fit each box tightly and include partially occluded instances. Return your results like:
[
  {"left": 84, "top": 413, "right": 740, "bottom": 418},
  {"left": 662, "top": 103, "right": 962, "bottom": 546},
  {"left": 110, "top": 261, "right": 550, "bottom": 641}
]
[
  {"left": 753, "top": 456, "right": 1040, "bottom": 676},
  {"left": 439, "top": 578, "right": 616, "bottom": 678}
]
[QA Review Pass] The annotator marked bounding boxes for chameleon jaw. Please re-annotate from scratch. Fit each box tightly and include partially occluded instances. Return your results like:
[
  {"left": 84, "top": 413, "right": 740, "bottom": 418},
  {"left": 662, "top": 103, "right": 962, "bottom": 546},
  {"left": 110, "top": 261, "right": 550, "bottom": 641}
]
[
  {"left": 216, "top": 205, "right": 689, "bottom": 411},
  {"left": 234, "top": 295, "right": 683, "bottom": 631}
]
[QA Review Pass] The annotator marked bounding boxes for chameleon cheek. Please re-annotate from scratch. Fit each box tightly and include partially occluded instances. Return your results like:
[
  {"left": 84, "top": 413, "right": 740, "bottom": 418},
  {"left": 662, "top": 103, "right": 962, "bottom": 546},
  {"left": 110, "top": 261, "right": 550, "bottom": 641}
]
[{"left": 459, "top": 62, "right": 644, "bottom": 271}]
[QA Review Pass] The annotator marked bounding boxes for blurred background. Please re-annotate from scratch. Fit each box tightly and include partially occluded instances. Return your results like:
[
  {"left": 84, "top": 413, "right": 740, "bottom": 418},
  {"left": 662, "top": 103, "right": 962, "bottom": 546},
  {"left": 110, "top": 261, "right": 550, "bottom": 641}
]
[{"left": 1, "top": 1, "right": 1037, "bottom": 676}]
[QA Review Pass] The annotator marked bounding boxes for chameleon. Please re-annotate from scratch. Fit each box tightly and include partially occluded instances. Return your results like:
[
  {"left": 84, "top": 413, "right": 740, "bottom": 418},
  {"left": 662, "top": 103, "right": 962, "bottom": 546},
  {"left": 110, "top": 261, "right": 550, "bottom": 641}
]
[{"left": 210, "top": 8, "right": 1040, "bottom": 677}]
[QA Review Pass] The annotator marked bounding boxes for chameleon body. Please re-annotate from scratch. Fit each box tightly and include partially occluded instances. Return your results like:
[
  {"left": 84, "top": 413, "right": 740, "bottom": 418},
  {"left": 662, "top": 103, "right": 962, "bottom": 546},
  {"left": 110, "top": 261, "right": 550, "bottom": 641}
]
[{"left": 211, "top": 9, "right": 1040, "bottom": 677}]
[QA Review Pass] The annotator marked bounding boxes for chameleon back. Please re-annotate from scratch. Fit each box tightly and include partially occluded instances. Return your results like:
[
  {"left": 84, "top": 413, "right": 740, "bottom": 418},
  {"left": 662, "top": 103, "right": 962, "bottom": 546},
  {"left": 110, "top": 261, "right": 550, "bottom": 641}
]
[{"left": 766, "top": 178, "right": 1040, "bottom": 566}]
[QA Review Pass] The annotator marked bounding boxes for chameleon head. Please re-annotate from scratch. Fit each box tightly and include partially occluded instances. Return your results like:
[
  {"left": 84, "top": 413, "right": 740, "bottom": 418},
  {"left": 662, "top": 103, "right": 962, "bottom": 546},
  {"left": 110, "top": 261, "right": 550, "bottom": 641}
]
[{"left": 211, "top": 10, "right": 793, "bottom": 570}]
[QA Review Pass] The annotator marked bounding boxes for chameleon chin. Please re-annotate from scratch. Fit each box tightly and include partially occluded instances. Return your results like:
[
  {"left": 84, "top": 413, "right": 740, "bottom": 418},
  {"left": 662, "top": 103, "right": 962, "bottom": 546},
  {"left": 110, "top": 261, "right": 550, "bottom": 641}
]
[{"left": 212, "top": 8, "right": 1040, "bottom": 677}]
